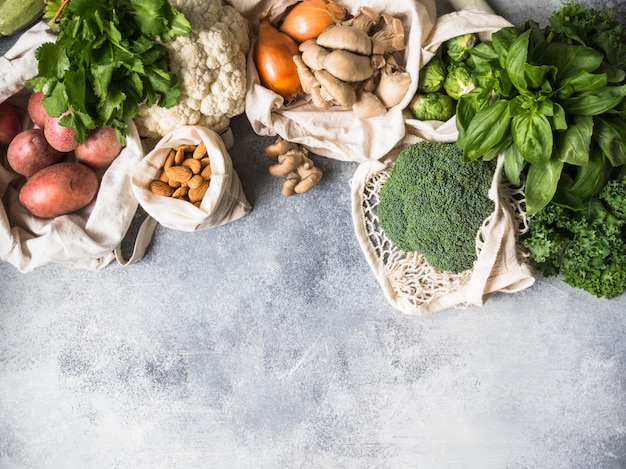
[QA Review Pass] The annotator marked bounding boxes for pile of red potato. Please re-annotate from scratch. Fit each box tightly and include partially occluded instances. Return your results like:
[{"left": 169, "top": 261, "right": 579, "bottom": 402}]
[{"left": 0, "top": 93, "right": 124, "bottom": 219}]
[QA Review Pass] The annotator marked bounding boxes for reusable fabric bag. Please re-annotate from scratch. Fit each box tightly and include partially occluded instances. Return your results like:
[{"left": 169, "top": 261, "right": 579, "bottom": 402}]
[
  {"left": 405, "top": 9, "right": 513, "bottom": 142},
  {"left": 131, "top": 125, "right": 251, "bottom": 232},
  {"left": 0, "top": 22, "right": 153, "bottom": 272},
  {"left": 229, "top": 0, "right": 437, "bottom": 162},
  {"left": 350, "top": 137, "right": 535, "bottom": 315}
]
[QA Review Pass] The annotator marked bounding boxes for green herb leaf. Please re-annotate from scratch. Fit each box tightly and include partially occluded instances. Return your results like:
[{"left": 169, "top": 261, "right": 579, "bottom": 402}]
[
  {"left": 569, "top": 146, "right": 612, "bottom": 199},
  {"left": 462, "top": 99, "right": 512, "bottom": 162},
  {"left": 555, "top": 115, "right": 593, "bottom": 165},
  {"left": 593, "top": 116, "right": 626, "bottom": 166},
  {"left": 506, "top": 29, "right": 531, "bottom": 92},
  {"left": 511, "top": 111, "right": 553, "bottom": 164},
  {"left": 503, "top": 143, "right": 526, "bottom": 185},
  {"left": 525, "top": 157, "right": 564, "bottom": 215}
]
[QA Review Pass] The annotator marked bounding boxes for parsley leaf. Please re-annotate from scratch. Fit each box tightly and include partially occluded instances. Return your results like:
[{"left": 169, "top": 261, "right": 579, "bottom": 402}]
[{"left": 26, "top": 0, "right": 191, "bottom": 145}]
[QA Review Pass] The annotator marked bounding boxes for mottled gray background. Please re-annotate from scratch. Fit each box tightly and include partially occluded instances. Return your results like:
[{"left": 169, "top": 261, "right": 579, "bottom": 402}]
[{"left": 2, "top": 1, "right": 626, "bottom": 468}]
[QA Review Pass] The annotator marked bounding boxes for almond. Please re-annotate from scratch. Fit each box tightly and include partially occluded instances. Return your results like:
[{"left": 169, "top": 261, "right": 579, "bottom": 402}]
[
  {"left": 200, "top": 164, "right": 212, "bottom": 180},
  {"left": 174, "top": 148, "right": 185, "bottom": 165},
  {"left": 187, "top": 174, "right": 204, "bottom": 189},
  {"left": 150, "top": 180, "right": 175, "bottom": 197},
  {"left": 174, "top": 144, "right": 197, "bottom": 152},
  {"left": 188, "top": 180, "right": 209, "bottom": 203},
  {"left": 165, "top": 165, "right": 192, "bottom": 183},
  {"left": 158, "top": 169, "right": 169, "bottom": 183},
  {"left": 182, "top": 158, "right": 202, "bottom": 174},
  {"left": 164, "top": 149, "right": 175, "bottom": 170},
  {"left": 192, "top": 141, "right": 207, "bottom": 159},
  {"left": 172, "top": 185, "right": 189, "bottom": 199},
  {"left": 200, "top": 157, "right": 211, "bottom": 168}
]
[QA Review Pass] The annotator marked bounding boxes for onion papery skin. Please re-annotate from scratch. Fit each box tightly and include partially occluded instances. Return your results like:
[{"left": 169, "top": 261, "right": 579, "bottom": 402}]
[
  {"left": 280, "top": 0, "right": 336, "bottom": 44},
  {"left": 254, "top": 21, "right": 303, "bottom": 100}
]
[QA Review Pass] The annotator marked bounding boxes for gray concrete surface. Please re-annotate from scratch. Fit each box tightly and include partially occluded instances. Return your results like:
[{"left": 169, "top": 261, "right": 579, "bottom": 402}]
[{"left": 2, "top": 1, "right": 626, "bottom": 468}]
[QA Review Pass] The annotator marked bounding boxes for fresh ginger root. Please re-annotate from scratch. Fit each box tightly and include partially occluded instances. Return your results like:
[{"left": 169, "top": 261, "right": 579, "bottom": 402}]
[{"left": 264, "top": 138, "right": 323, "bottom": 196}]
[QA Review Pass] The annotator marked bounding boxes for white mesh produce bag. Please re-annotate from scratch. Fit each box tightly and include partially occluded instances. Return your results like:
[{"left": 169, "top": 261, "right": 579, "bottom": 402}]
[{"left": 350, "top": 138, "right": 535, "bottom": 315}]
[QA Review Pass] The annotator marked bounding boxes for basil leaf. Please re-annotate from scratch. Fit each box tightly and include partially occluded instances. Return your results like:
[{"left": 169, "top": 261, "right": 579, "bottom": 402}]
[
  {"left": 557, "top": 70, "right": 607, "bottom": 98},
  {"left": 456, "top": 88, "right": 491, "bottom": 149},
  {"left": 506, "top": 29, "right": 531, "bottom": 92},
  {"left": 469, "top": 41, "right": 499, "bottom": 64},
  {"left": 561, "top": 84, "right": 626, "bottom": 115},
  {"left": 511, "top": 111, "right": 553, "bottom": 164},
  {"left": 462, "top": 99, "right": 512, "bottom": 162},
  {"left": 503, "top": 143, "right": 526, "bottom": 185},
  {"left": 569, "top": 146, "right": 612, "bottom": 198},
  {"left": 555, "top": 115, "right": 593, "bottom": 165},
  {"left": 538, "top": 43, "right": 604, "bottom": 83},
  {"left": 524, "top": 63, "right": 557, "bottom": 90},
  {"left": 551, "top": 103, "right": 568, "bottom": 130},
  {"left": 552, "top": 172, "right": 584, "bottom": 211},
  {"left": 492, "top": 27, "right": 521, "bottom": 69},
  {"left": 593, "top": 115, "right": 626, "bottom": 166},
  {"left": 525, "top": 157, "right": 564, "bottom": 215}
]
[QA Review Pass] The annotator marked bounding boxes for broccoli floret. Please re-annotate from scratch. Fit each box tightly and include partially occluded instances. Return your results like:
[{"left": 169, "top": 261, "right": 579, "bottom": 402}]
[
  {"left": 377, "top": 141, "right": 497, "bottom": 273},
  {"left": 521, "top": 172, "right": 626, "bottom": 299}
]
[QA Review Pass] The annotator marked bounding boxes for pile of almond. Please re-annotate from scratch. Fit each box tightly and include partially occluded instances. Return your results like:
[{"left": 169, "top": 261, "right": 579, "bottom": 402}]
[{"left": 148, "top": 142, "right": 212, "bottom": 207}]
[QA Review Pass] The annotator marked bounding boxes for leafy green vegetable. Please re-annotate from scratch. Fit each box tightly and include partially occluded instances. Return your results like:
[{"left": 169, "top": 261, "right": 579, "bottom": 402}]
[
  {"left": 26, "top": 0, "right": 191, "bottom": 145},
  {"left": 456, "top": 4, "right": 626, "bottom": 215},
  {"left": 445, "top": 33, "right": 478, "bottom": 63},
  {"left": 409, "top": 33, "right": 480, "bottom": 122},
  {"left": 443, "top": 63, "right": 475, "bottom": 100},
  {"left": 377, "top": 141, "right": 497, "bottom": 273},
  {"left": 408, "top": 92, "right": 455, "bottom": 121},
  {"left": 520, "top": 167, "right": 626, "bottom": 299},
  {"left": 418, "top": 56, "right": 446, "bottom": 93}
]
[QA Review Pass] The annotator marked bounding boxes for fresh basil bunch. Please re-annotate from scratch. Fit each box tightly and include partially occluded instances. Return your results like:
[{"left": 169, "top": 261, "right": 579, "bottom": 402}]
[{"left": 456, "top": 14, "right": 626, "bottom": 215}]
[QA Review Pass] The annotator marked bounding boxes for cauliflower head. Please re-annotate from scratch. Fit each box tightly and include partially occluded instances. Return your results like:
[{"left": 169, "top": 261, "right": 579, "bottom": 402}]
[{"left": 134, "top": 0, "right": 250, "bottom": 138}]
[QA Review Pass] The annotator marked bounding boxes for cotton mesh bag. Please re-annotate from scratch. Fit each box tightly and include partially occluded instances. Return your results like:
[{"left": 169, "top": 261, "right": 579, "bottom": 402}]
[{"left": 350, "top": 137, "right": 535, "bottom": 315}]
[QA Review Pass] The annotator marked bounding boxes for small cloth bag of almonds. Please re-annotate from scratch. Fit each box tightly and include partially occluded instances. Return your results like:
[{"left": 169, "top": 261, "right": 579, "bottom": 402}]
[{"left": 131, "top": 125, "right": 251, "bottom": 232}]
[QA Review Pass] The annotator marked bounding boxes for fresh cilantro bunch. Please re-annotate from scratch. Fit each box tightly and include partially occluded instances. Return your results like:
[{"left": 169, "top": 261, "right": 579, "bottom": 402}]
[{"left": 26, "top": 0, "right": 192, "bottom": 145}]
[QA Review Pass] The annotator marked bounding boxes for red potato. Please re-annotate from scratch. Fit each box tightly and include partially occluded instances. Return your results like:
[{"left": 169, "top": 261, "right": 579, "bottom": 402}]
[
  {"left": 7, "top": 128, "right": 66, "bottom": 177},
  {"left": 0, "top": 101, "right": 21, "bottom": 146},
  {"left": 74, "top": 126, "right": 123, "bottom": 169},
  {"left": 19, "top": 162, "right": 99, "bottom": 218},
  {"left": 44, "top": 114, "right": 78, "bottom": 152},
  {"left": 27, "top": 91, "right": 48, "bottom": 128}
]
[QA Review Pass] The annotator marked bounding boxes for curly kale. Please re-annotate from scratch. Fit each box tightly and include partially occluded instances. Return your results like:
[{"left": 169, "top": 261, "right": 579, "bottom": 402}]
[
  {"left": 548, "top": 2, "right": 626, "bottom": 69},
  {"left": 521, "top": 169, "right": 626, "bottom": 299},
  {"left": 377, "top": 141, "right": 497, "bottom": 273}
]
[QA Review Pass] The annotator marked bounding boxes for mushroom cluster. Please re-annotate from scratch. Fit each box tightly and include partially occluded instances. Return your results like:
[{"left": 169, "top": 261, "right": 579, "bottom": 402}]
[{"left": 293, "top": 6, "right": 412, "bottom": 119}]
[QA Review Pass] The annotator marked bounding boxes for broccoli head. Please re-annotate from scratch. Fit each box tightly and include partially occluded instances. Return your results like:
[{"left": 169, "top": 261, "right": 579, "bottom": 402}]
[{"left": 377, "top": 141, "right": 497, "bottom": 273}]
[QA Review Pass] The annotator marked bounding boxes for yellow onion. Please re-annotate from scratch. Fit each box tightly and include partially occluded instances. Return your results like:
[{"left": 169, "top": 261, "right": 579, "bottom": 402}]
[
  {"left": 254, "top": 19, "right": 303, "bottom": 100},
  {"left": 279, "top": 0, "right": 344, "bottom": 44}
]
